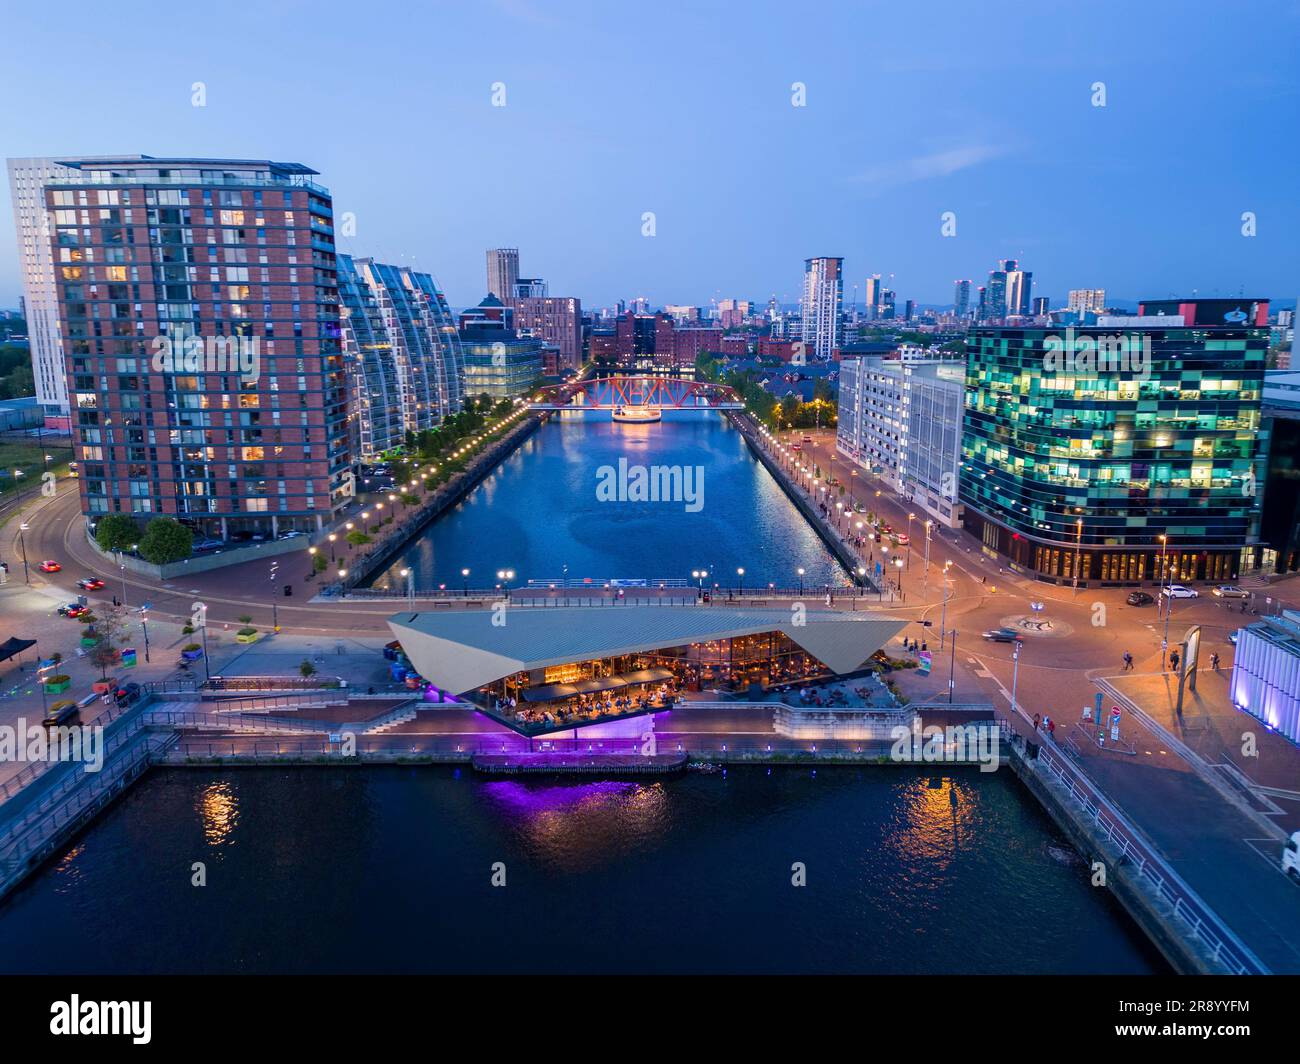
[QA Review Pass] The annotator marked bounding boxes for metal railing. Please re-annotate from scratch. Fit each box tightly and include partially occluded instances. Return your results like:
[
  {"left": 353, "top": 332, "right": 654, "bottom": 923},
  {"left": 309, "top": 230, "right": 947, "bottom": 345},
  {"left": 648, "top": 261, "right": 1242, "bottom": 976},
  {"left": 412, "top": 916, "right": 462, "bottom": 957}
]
[{"left": 1027, "top": 733, "right": 1269, "bottom": 975}]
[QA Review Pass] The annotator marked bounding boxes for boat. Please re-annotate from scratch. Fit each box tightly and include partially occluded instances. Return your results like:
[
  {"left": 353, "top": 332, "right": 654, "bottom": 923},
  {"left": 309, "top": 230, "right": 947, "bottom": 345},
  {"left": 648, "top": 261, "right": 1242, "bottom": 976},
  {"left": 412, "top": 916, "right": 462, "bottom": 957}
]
[{"left": 611, "top": 404, "right": 662, "bottom": 423}]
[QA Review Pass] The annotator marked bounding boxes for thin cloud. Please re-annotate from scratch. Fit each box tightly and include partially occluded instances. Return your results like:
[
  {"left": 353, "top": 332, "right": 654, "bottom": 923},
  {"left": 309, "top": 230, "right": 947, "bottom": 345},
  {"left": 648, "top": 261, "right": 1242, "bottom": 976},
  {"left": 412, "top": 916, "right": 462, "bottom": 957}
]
[{"left": 846, "top": 144, "right": 1009, "bottom": 190}]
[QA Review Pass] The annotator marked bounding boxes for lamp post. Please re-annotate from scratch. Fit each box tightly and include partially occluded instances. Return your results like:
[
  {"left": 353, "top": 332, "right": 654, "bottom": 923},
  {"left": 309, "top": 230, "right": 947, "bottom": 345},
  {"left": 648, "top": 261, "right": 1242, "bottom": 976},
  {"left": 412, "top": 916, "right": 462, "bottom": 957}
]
[
  {"left": 1010, "top": 639, "right": 1022, "bottom": 719},
  {"left": 18, "top": 522, "right": 30, "bottom": 585},
  {"left": 1159, "top": 533, "right": 1172, "bottom": 666},
  {"left": 947, "top": 629, "right": 958, "bottom": 704},
  {"left": 797, "top": 567, "right": 805, "bottom": 596},
  {"left": 328, "top": 533, "right": 337, "bottom": 562},
  {"left": 736, "top": 567, "right": 745, "bottom": 596},
  {"left": 308, "top": 546, "right": 317, "bottom": 580},
  {"left": 940, "top": 561, "right": 952, "bottom": 648},
  {"left": 140, "top": 604, "right": 151, "bottom": 663},
  {"left": 923, "top": 520, "right": 933, "bottom": 588},
  {"left": 894, "top": 556, "right": 904, "bottom": 597},
  {"left": 1072, "top": 516, "right": 1084, "bottom": 597},
  {"left": 400, "top": 567, "right": 414, "bottom": 608},
  {"left": 461, "top": 568, "right": 470, "bottom": 596},
  {"left": 907, "top": 512, "right": 915, "bottom": 568}
]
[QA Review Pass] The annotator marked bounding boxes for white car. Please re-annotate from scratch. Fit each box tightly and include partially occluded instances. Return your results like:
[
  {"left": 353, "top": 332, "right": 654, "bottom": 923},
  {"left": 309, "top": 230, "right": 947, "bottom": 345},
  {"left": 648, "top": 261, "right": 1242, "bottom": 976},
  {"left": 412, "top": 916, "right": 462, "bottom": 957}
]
[
  {"left": 1211, "top": 585, "right": 1248, "bottom": 598},
  {"left": 1284, "top": 832, "right": 1300, "bottom": 881},
  {"left": 1161, "top": 585, "right": 1199, "bottom": 599}
]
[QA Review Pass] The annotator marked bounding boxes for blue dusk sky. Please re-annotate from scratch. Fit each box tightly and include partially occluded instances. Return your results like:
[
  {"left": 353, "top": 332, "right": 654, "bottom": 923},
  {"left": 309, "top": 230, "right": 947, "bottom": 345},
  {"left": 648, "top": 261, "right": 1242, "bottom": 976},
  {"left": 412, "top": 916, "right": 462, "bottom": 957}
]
[{"left": 2, "top": 0, "right": 1298, "bottom": 311}]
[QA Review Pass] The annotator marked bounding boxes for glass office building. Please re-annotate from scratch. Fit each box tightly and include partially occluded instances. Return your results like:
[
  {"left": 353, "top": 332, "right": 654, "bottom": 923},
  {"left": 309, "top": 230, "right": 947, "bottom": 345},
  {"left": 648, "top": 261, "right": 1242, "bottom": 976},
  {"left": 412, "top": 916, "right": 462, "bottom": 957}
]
[{"left": 959, "top": 310, "right": 1268, "bottom": 585}]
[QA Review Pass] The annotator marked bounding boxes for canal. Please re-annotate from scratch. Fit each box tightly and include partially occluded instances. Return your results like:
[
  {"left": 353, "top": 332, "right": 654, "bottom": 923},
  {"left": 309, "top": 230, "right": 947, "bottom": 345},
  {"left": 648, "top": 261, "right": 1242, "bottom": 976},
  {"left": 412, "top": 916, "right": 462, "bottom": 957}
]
[
  {"left": 0, "top": 766, "right": 1166, "bottom": 974},
  {"left": 368, "top": 410, "right": 850, "bottom": 591}
]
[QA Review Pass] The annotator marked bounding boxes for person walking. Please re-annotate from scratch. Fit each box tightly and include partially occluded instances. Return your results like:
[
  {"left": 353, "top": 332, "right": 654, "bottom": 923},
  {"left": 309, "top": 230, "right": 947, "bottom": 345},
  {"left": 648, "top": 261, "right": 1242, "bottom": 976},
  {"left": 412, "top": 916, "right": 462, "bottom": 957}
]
[
  {"left": 1122, "top": 651, "right": 1133, "bottom": 671},
  {"left": 1209, "top": 652, "right": 1220, "bottom": 672},
  {"left": 1169, "top": 649, "right": 1180, "bottom": 672}
]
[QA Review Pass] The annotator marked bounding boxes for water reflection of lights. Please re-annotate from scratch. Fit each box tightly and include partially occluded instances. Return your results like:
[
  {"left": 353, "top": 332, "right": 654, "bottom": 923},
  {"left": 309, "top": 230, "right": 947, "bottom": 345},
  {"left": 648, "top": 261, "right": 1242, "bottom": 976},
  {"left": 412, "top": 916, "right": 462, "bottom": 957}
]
[
  {"left": 481, "top": 780, "right": 670, "bottom": 867},
  {"left": 198, "top": 782, "right": 240, "bottom": 846},
  {"left": 884, "top": 777, "right": 975, "bottom": 871}
]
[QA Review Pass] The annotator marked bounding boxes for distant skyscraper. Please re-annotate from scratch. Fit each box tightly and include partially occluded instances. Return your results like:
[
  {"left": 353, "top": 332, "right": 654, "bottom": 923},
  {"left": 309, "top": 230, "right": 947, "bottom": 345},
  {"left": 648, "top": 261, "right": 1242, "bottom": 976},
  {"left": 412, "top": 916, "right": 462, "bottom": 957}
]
[
  {"left": 801, "top": 257, "right": 843, "bottom": 358},
  {"left": 486, "top": 248, "right": 519, "bottom": 301},
  {"left": 511, "top": 295, "right": 582, "bottom": 374},
  {"left": 1001, "top": 259, "right": 1032, "bottom": 316},
  {"left": 879, "top": 289, "right": 896, "bottom": 321},
  {"left": 863, "top": 274, "right": 882, "bottom": 318},
  {"left": 1067, "top": 289, "right": 1107, "bottom": 315},
  {"left": 953, "top": 279, "right": 973, "bottom": 318},
  {"left": 1031, "top": 296, "right": 1050, "bottom": 316},
  {"left": 903, "top": 299, "right": 915, "bottom": 322},
  {"left": 984, "top": 266, "right": 1007, "bottom": 321}
]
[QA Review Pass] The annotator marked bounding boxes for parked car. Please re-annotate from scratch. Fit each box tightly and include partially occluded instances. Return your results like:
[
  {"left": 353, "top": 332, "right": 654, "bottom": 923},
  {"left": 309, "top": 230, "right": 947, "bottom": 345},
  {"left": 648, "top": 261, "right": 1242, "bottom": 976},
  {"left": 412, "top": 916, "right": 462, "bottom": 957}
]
[
  {"left": 983, "top": 627, "right": 1020, "bottom": 643},
  {"left": 277, "top": 530, "right": 306, "bottom": 540},
  {"left": 893, "top": 533, "right": 910, "bottom": 546},
  {"left": 1126, "top": 591, "right": 1155, "bottom": 606},
  {"left": 1212, "top": 585, "right": 1249, "bottom": 598},
  {"left": 76, "top": 577, "right": 105, "bottom": 591},
  {"left": 1283, "top": 832, "right": 1300, "bottom": 881},
  {"left": 38, "top": 560, "right": 61, "bottom": 573},
  {"left": 113, "top": 682, "right": 142, "bottom": 707},
  {"left": 193, "top": 538, "right": 224, "bottom": 552},
  {"left": 1161, "top": 585, "right": 1199, "bottom": 599},
  {"left": 58, "top": 603, "right": 89, "bottom": 618}
]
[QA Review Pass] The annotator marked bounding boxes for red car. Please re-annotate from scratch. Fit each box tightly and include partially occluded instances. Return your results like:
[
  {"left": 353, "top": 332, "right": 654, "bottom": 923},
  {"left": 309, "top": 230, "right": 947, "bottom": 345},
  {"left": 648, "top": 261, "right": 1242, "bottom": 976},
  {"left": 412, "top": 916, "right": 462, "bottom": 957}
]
[
  {"left": 76, "top": 577, "right": 105, "bottom": 591},
  {"left": 58, "top": 603, "right": 89, "bottom": 618},
  {"left": 38, "top": 560, "right": 61, "bottom": 573}
]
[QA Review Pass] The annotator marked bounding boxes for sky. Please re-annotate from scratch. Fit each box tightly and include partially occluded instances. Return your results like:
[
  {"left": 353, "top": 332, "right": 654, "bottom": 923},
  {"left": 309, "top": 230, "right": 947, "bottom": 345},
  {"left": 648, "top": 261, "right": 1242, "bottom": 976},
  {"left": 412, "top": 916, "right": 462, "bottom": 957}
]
[{"left": 2, "top": 0, "right": 1298, "bottom": 312}]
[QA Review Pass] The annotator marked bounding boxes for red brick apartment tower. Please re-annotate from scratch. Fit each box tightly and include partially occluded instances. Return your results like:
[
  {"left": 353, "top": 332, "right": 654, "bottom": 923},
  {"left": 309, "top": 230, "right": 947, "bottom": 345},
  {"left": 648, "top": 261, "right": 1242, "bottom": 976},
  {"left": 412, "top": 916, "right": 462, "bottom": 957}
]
[{"left": 44, "top": 157, "right": 350, "bottom": 544}]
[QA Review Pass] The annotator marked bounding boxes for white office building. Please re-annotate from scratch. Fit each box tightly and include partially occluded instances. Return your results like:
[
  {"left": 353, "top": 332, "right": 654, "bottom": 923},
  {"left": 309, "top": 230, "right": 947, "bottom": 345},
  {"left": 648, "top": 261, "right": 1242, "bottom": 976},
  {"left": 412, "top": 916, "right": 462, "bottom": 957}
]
[{"left": 836, "top": 356, "right": 965, "bottom": 527}]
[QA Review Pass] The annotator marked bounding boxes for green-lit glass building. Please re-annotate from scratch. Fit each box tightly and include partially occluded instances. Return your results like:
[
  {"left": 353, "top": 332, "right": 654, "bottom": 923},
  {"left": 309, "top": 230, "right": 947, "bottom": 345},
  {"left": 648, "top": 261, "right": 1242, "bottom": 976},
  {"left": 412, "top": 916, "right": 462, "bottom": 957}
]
[{"left": 959, "top": 301, "right": 1269, "bottom": 586}]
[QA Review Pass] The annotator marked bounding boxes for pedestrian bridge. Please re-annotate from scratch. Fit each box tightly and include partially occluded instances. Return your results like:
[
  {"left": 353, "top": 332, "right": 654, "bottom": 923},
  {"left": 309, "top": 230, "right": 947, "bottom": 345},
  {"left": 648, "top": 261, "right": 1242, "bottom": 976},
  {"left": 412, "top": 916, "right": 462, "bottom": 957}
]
[{"left": 530, "top": 376, "right": 744, "bottom": 410}]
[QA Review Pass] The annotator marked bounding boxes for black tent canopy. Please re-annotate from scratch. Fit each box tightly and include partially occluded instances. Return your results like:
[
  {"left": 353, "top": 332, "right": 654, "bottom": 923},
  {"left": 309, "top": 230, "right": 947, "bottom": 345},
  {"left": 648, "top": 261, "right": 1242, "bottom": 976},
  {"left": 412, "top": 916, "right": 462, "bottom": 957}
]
[{"left": 0, "top": 636, "right": 37, "bottom": 663}]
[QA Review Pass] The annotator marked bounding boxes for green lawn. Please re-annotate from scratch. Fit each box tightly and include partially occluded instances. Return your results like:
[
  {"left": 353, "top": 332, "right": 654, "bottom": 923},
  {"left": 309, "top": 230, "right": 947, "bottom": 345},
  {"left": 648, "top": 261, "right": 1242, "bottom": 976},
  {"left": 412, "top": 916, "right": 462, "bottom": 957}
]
[{"left": 0, "top": 442, "right": 74, "bottom": 497}]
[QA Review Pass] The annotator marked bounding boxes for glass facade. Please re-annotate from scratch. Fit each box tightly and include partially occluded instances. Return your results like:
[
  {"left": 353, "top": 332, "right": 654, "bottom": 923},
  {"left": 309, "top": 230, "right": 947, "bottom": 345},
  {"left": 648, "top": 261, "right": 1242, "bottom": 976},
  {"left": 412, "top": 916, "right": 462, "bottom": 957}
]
[
  {"left": 337, "top": 255, "right": 464, "bottom": 460},
  {"left": 959, "top": 325, "right": 1268, "bottom": 584}
]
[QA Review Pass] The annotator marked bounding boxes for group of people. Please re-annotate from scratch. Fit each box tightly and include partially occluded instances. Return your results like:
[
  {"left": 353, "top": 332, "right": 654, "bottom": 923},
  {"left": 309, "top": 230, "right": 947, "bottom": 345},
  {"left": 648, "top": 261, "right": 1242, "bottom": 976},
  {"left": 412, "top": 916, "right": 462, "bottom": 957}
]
[
  {"left": 1032, "top": 713, "right": 1057, "bottom": 740},
  {"left": 508, "top": 684, "right": 679, "bottom": 729}
]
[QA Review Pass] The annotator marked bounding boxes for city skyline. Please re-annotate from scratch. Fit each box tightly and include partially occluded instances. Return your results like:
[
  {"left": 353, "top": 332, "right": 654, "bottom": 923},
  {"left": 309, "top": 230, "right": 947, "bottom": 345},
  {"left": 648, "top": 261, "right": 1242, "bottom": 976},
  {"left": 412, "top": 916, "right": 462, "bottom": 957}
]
[{"left": 2, "top": 0, "right": 1298, "bottom": 311}]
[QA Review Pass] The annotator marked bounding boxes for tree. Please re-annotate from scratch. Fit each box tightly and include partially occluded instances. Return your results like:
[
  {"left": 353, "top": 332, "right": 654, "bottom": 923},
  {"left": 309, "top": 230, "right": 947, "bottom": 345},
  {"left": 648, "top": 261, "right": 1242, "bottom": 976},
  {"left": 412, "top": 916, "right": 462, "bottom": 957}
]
[
  {"left": 299, "top": 659, "right": 317, "bottom": 679},
  {"left": 96, "top": 514, "right": 140, "bottom": 553},
  {"left": 88, "top": 603, "right": 128, "bottom": 680},
  {"left": 138, "top": 517, "right": 193, "bottom": 564}
]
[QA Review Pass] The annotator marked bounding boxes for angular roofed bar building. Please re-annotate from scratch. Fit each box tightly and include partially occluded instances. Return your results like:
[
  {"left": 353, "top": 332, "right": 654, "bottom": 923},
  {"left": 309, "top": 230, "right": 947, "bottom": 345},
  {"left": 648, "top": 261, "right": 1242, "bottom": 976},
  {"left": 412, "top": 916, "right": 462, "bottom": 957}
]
[{"left": 389, "top": 607, "right": 907, "bottom": 736}]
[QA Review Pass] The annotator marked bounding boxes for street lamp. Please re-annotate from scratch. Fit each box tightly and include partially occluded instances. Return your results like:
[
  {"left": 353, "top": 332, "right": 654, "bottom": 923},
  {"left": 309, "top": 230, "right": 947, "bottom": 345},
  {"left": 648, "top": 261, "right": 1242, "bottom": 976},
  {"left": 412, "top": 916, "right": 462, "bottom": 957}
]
[
  {"left": 461, "top": 567, "right": 470, "bottom": 596},
  {"left": 400, "top": 567, "right": 414, "bottom": 608},
  {"left": 947, "top": 629, "right": 959, "bottom": 704},
  {"left": 18, "top": 521, "right": 30, "bottom": 585},
  {"left": 894, "top": 556, "right": 904, "bottom": 595},
  {"left": 737, "top": 567, "right": 745, "bottom": 595},
  {"left": 1010, "top": 639, "right": 1022, "bottom": 719},
  {"left": 940, "top": 561, "right": 953, "bottom": 648},
  {"left": 923, "top": 520, "right": 933, "bottom": 588},
  {"left": 907, "top": 512, "right": 915, "bottom": 568},
  {"left": 1072, "top": 516, "right": 1084, "bottom": 597},
  {"left": 308, "top": 546, "right": 317, "bottom": 580},
  {"left": 328, "top": 533, "right": 337, "bottom": 562},
  {"left": 797, "top": 567, "right": 805, "bottom": 596}
]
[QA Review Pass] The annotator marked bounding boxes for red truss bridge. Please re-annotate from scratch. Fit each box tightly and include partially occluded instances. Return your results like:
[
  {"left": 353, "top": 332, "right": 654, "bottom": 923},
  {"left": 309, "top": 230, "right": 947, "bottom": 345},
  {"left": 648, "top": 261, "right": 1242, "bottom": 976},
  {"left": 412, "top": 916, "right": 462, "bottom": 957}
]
[{"left": 530, "top": 376, "right": 744, "bottom": 410}]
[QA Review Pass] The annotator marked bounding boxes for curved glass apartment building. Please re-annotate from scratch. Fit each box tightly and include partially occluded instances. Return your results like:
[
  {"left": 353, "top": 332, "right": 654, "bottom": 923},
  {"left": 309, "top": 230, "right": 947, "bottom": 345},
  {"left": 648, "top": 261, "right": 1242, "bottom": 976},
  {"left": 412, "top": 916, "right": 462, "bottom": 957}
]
[
  {"left": 337, "top": 255, "right": 464, "bottom": 460},
  {"left": 959, "top": 307, "right": 1269, "bottom": 586}
]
